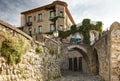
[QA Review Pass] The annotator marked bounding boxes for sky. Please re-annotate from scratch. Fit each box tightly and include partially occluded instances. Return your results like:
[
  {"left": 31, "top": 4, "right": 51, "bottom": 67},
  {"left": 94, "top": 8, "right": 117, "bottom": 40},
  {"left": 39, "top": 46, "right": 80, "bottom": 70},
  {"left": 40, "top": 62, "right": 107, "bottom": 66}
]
[{"left": 0, "top": 0, "right": 120, "bottom": 30}]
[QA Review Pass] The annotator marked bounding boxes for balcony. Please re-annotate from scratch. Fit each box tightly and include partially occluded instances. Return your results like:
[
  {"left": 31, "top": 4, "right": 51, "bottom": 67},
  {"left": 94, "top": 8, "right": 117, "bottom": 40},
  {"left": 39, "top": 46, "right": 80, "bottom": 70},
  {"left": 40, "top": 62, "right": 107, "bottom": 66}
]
[{"left": 26, "top": 22, "right": 32, "bottom": 26}]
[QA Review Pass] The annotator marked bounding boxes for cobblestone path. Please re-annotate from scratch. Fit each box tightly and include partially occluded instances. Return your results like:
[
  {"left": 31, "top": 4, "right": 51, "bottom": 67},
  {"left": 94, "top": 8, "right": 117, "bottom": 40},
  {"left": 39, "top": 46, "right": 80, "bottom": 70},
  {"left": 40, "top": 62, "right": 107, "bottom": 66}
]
[{"left": 56, "top": 71, "right": 102, "bottom": 81}]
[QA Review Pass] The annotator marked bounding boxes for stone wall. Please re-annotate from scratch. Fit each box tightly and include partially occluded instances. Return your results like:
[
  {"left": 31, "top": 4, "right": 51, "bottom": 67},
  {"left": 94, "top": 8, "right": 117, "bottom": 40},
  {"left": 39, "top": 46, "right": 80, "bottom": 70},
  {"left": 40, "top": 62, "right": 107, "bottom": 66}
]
[
  {"left": 110, "top": 22, "right": 120, "bottom": 81},
  {"left": 93, "top": 34, "right": 110, "bottom": 81},
  {"left": 61, "top": 43, "right": 90, "bottom": 73},
  {"left": 0, "top": 46, "right": 61, "bottom": 81},
  {"left": 0, "top": 19, "right": 61, "bottom": 81},
  {"left": 0, "top": 34, "right": 61, "bottom": 81},
  {"left": 93, "top": 22, "right": 120, "bottom": 81}
]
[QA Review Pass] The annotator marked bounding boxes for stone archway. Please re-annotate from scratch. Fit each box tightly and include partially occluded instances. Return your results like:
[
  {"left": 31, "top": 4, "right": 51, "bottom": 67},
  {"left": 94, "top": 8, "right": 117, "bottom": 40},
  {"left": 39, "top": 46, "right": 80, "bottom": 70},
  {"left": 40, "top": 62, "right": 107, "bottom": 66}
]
[
  {"left": 67, "top": 45, "right": 90, "bottom": 73},
  {"left": 68, "top": 45, "right": 89, "bottom": 64},
  {"left": 90, "top": 30, "right": 99, "bottom": 45},
  {"left": 92, "top": 48, "right": 99, "bottom": 75}
]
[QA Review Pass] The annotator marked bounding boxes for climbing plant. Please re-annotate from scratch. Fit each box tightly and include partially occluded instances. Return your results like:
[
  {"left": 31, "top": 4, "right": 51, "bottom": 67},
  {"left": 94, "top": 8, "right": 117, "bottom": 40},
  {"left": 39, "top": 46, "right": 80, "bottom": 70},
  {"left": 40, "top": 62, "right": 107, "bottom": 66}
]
[
  {"left": 59, "top": 19, "right": 103, "bottom": 44},
  {"left": 45, "top": 18, "right": 103, "bottom": 44},
  {"left": 79, "top": 19, "right": 91, "bottom": 44},
  {"left": 58, "top": 25, "right": 77, "bottom": 39},
  {"left": 70, "top": 25, "right": 77, "bottom": 34},
  {"left": 79, "top": 18, "right": 103, "bottom": 44}
]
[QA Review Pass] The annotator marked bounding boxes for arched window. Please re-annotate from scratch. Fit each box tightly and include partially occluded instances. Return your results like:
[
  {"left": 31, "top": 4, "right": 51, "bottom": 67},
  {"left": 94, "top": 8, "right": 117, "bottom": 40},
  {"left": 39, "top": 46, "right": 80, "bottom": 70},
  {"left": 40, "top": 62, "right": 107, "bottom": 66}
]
[{"left": 90, "top": 30, "right": 98, "bottom": 45}]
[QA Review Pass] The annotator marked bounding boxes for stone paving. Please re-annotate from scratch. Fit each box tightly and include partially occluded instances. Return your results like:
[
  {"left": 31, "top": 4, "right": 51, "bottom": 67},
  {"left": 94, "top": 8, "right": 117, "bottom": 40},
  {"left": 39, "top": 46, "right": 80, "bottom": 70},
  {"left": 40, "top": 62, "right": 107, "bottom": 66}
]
[{"left": 56, "top": 71, "right": 102, "bottom": 81}]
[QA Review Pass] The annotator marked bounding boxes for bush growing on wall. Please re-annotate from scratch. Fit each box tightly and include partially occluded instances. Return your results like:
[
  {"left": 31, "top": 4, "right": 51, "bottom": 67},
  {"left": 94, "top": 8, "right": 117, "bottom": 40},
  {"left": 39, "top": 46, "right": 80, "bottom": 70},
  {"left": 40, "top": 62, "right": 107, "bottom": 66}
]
[
  {"left": 0, "top": 32, "right": 30, "bottom": 64},
  {"left": 35, "top": 45, "right": 44, "bottom": 54}
]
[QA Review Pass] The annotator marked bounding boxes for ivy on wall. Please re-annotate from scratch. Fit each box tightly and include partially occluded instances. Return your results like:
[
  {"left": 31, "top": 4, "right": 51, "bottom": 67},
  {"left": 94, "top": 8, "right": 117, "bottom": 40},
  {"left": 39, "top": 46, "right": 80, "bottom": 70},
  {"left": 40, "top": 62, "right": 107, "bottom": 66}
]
[
  {"left": 46, "top": 18, "right": 103, "bottom": 44},
  {"left": 79, "top": 19, "right": 103, "bottom": 44},
  {"left": 58, "top": 25, "right": 77, "bottom": 39}
]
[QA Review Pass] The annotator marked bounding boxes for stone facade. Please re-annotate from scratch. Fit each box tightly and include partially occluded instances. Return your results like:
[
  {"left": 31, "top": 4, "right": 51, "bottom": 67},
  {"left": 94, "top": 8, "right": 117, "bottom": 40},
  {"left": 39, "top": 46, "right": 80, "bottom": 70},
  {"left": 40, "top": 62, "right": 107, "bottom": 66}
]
[
  {"left": 93, "top": 34, "right": 110, "bottom": 81},
  {"left": 1, "top": 16, "right": 120, "bottom": 81},
  {"left": 93, "top": 22, "right": 120, "bottom": 81},
  {"left": 61, "top": 43, "right": 92, "bottom": 74},
  {"left": 21, "top": 1, "right": 75, "bottom": 41},
  {"left": 0, "top": 19, "right": 61, "bottom": 81},
  {"left": 60, "top": 22, "right": 120, "bottom": 81},
  {"left": 0, "top": 45, "right": 61, "bottom": 81},
  {"left": 110, "top": 22, "right": 120, "bottom": 81}
]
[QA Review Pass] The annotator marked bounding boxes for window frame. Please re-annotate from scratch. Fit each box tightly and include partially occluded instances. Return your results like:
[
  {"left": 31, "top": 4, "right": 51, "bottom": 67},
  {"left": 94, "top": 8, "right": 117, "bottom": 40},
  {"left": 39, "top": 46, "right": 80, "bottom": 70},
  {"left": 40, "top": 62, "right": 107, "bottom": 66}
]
[
  {"left": 28, "top": 16, "right": 32, "bottom": 22},
  {"left": 50, "top": 11, "right": 55, "bottom": 19},
  {"left": 38, "top": 14, "right": 42, "bottom": 21},
  {"left": 50, "top": 24, "right": 55, "bottom": 32},
  {"left": 38, "top": 25, "right": 42, "bottom": 34},
  {"left": 59, "top": 11, "right": 64, "bottom": 17},
  {"left": 59, "top": 25, "right": 64, "bottom": 31}
]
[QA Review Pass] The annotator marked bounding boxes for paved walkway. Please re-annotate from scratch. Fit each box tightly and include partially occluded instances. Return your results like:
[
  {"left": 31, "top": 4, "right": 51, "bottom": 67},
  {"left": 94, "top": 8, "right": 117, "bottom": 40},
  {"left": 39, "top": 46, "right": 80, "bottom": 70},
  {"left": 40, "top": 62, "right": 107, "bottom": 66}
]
[{"left": 56, "top": 71, "right": 102, "bottom": 81}]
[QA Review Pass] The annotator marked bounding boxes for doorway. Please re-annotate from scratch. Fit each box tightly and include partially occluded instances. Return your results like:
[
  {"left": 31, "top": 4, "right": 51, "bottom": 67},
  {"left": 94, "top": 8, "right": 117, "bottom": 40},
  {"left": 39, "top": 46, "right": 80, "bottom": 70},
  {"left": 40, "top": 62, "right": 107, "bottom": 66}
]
[
  {"left": 79, "top": 57, "right": 82, "bottom": 72},
  {"left": 93, "top": 49, "right": 99, "bottom": 75},
  {"left": 74, "top": 57, "right": 77, "bottom": 71},
  {"left": 69, "top": 57, "right": 82, "bottom": 71},
  {"left": 69, "top": 58, "right": 73, "bottom": 70}
]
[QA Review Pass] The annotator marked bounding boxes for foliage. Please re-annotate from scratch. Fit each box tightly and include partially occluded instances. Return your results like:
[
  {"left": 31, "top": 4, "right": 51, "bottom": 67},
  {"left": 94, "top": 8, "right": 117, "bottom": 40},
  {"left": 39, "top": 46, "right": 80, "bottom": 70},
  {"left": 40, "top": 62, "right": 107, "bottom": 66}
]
[
  {"left": 58, "top": 25, "right": 77, "bottom": 39},
  {"left": 70, "top": 25, "right": 77, "bottom": 34},
  {"left": 0, "top": 32, "right": 29, "bottom": 64},
  {"left": 49, "top": 47, "right": 57, "bottom": 55},
  {"left": 35, "top": 45, "right": 44, "bottom": 54},
  {"left": 46, "top": 73, "right": 61, "bottom": 81},
  {"left": 59, "top": 30, "right": 71, "bottom": 39},
  {"left": 79, "top": 18, "right": 103, "bottom": 44},
  {"left": 45, "top": 18, "right": 103, "bottom": 44},
  {"left": 53, "top": 73, "right": 61, "bottom": 80}
]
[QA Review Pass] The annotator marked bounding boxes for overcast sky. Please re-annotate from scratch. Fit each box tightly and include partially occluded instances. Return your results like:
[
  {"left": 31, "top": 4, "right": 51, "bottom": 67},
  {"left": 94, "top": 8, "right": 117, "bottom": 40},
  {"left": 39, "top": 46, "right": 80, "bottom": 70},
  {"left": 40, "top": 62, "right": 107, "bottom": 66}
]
[{"left": 0, "top": 0, "right": 120, "bottom": 30}]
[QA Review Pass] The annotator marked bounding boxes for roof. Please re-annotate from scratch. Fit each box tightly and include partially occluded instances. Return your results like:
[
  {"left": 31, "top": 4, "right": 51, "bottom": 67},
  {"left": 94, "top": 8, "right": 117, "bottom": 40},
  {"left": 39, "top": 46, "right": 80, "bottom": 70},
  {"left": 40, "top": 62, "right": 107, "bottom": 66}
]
[{"left": 21, "top": 1, "right": 75, "bottom": 24}]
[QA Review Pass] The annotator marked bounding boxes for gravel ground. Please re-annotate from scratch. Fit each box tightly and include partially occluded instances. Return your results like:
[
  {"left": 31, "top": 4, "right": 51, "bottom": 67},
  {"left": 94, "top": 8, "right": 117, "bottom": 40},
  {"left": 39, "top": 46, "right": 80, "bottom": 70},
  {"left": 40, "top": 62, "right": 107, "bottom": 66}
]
[{"left": 55, "top": 71, "right": 102, "bottom": 81}]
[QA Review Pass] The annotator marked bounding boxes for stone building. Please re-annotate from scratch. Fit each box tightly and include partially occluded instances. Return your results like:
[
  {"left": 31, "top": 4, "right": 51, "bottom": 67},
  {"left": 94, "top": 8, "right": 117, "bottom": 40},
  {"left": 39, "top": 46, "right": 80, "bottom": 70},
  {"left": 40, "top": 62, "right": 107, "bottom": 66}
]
[
  {"left": 60, "top": 22, "right": 120, "bottom": 81},
  {"left": 21, "top": 1, "right": 75, "bottom": 41}
]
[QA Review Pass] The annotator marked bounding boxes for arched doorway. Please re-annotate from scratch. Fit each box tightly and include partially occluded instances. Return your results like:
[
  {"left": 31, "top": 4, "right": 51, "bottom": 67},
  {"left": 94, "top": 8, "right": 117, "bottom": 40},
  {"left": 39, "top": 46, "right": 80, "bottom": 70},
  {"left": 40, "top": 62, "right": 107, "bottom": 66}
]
[
  {"left": 68, "top": 51, "right": 83, "bottom": 72},
  {"left": 93, "top": 49, "right": 99, "bottom": 75},
  {"left": 68, "top": 46, "right": 90, "bottom": 73}
]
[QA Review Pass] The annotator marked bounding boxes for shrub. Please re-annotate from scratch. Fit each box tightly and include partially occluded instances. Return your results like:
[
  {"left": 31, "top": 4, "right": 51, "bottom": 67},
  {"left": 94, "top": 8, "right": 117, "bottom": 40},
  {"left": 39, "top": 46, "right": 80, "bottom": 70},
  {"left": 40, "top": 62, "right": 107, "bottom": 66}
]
[
  {"left": 49, "top": 47, "right": 57, "bottom": 55},
  {"left": 35, "top": 45, "right": 44, "bottom": 54},
  {"left": 53, "top": 73, "right": 61, "bottom": 80},
  {"left": 0, "top": 33, "right": 29, "bottom": 64}
]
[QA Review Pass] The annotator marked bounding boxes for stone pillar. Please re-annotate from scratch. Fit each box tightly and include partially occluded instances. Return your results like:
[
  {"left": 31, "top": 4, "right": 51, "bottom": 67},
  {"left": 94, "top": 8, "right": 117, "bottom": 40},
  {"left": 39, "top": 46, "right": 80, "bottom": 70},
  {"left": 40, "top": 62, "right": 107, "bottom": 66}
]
[{"left": 110, "top": 22, "right": 120, "bottom": 81}]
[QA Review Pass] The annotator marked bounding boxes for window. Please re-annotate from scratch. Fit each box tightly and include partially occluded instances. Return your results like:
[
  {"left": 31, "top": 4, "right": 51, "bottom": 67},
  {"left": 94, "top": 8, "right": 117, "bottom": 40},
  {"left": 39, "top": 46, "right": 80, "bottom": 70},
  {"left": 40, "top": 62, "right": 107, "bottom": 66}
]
[
  {"left": 38, "top": 14, "right": 42, "bottom": 21},
  {"left": 34, "top": 16, "right": 36, "bottom": 21},
  {"left": 59, "top": 25, "right": 64, "bottom": 31},
  {"left": 38, "top": 26, "right": 42, "bottom": 34},
  {"left": 59, "top": 11, "right": 63, "bottom": 17},
  {"left": 50, "top": 11, "right": 55, "bottom": 18},
  {"left": 28, "top": 16, "right": 32, "bottom": 22},
  {"left": 29, "top": 30, "right": 32, "bottom": 37},
  {"left": 50, "top": 24, "right": 55, "bottom": 32}
]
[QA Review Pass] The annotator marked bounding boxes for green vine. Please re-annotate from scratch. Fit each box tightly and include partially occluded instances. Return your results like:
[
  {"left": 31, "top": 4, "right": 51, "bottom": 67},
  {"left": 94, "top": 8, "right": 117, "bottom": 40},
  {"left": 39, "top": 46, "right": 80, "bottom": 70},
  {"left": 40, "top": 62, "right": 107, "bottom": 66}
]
[
  {"left": 79, "top": 19, "right": 103, "bottom": 44},
  {"left": 45, "top": 18, "right": 103, "bottom": 44}
]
